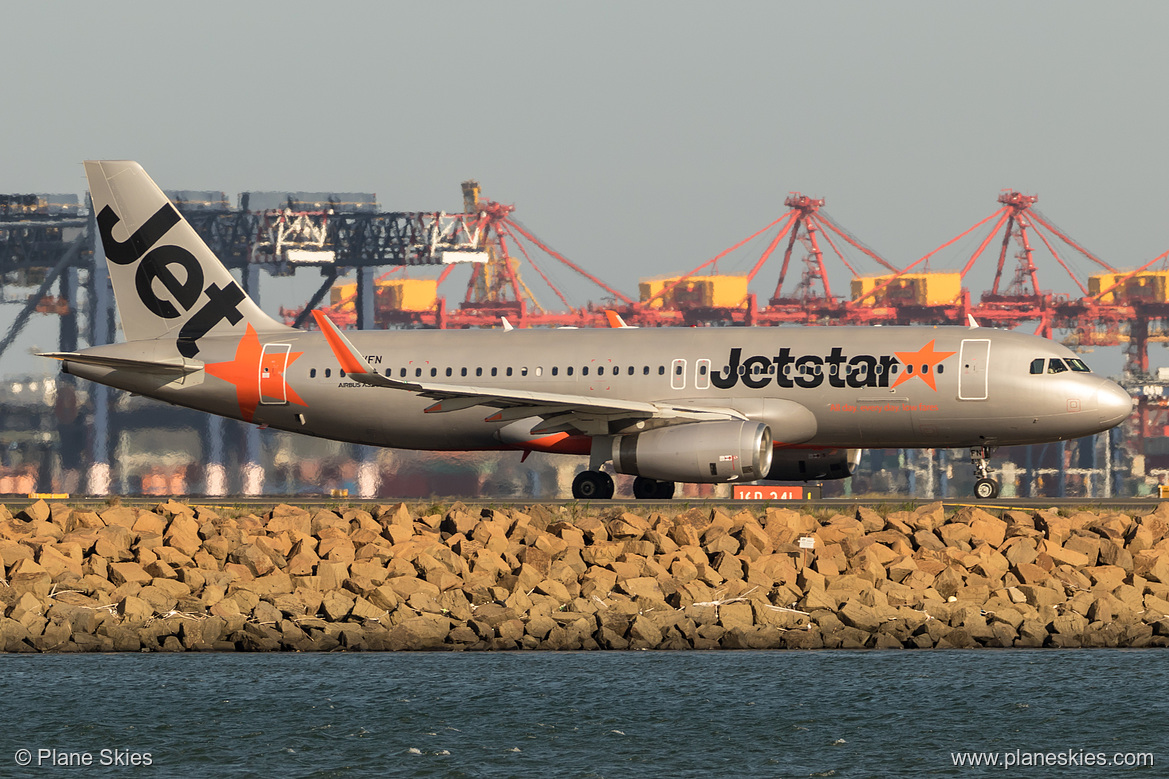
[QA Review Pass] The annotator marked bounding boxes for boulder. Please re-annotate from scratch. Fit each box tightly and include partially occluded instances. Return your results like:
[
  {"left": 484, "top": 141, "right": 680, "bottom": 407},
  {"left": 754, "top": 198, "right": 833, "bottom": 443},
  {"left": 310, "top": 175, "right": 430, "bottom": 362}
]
[
  {"left": 19, "top": 500, "right": 51, "bottom": 524},
  {"left": 386, "top": 615, "right": 451, "bottom": 650},
  {"left": 108, "top": 561, "right": 152, "bottom": 587}
]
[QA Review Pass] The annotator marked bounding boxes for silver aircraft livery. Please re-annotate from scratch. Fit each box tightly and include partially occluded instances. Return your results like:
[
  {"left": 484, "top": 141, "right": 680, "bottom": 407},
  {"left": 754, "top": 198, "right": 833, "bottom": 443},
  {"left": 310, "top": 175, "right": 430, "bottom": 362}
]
[{"left": 43, "top": 161, "right": 1134, "bottom": 500}]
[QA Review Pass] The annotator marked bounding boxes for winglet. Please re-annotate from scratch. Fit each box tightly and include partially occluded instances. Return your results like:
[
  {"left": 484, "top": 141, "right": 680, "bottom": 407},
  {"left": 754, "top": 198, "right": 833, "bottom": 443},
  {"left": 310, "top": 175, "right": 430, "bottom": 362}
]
[
  {"left": 604, "top": 309, "right": 635, "bottom": 328},
  {"left": 967, "top": 314, "right": 980, "bottom": 329},
  {"left": 311, "top": 310, "right": 373, "bottom": 374},
  {"left": 500, "top": 317, "right": 514, "bottom": 332}
]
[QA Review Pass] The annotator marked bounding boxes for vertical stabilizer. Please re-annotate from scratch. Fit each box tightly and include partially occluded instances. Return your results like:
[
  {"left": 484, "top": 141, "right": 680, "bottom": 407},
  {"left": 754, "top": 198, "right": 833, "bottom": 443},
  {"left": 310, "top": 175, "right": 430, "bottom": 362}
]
[{"left": 84, "top": 160, "right": 290, "bottom": 357}]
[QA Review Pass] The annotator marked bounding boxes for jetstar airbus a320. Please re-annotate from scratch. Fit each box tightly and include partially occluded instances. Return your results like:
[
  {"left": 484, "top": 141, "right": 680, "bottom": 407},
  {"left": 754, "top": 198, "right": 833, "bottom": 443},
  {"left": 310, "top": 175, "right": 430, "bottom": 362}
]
[{"left": 43, "top": 161, "right": 1134, "bottom": 500}]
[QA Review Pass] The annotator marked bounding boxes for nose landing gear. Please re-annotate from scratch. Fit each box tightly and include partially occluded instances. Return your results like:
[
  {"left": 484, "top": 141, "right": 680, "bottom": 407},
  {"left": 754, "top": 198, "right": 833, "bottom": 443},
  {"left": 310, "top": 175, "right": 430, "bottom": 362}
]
[{"left": 971, "top": 445, "right": 999, "bottom": 499}]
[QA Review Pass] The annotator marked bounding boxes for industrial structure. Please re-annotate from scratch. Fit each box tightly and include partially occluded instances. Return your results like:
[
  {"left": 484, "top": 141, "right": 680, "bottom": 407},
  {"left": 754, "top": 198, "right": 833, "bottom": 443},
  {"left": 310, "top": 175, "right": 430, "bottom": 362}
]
[{"left": 0, "top": 178, "right": 1162, "bottom": 498}]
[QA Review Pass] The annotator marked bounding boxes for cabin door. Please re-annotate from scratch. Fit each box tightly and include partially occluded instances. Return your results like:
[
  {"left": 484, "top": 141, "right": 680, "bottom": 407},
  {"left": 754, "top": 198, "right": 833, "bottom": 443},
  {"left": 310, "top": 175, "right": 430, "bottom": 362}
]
[
  {"left": 958, "top": 339, "right": 991, "bottom": 401},
  {"left": 259, "top": 343, "right": 291, "bottom": 404}
]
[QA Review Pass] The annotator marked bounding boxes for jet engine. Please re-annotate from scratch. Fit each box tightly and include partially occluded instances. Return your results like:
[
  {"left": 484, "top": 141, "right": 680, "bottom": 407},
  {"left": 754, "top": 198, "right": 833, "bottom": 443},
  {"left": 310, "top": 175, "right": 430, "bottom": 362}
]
[
  {"left": 765, "top": 448, "right": 862, "bottom": 481},
  {"left": 611, "top": 421, "right": 773, "bottom": 483}
]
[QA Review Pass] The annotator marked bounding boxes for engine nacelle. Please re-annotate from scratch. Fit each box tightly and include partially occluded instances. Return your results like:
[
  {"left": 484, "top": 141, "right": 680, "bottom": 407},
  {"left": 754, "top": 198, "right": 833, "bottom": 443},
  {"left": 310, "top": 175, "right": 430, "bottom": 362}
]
[
  {"left": 611, "top": 421, "right": 773, "bottom": 483},
  {"left": 765, "top": 448, "right": 862, "bottom": 481}
]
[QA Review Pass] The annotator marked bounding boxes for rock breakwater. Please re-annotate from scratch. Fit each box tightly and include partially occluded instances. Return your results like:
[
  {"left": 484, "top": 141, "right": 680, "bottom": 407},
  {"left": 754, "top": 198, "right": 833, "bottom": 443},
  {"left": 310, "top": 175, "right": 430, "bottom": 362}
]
[{"left": 2, "top": 499, "right": 1169, "bottom": 651}]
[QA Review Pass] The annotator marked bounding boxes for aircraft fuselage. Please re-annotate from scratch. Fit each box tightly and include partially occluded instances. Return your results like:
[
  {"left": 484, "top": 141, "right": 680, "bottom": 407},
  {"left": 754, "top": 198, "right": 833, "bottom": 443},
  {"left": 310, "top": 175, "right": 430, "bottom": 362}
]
[{"left": 62, "top": 325, "right": 1132, "bottom": 453}]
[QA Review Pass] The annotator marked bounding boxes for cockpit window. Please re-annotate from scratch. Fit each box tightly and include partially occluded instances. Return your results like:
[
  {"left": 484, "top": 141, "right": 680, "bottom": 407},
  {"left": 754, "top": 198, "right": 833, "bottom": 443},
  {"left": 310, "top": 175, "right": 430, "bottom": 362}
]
[
  {"left": 1066, "top": 358, "right": 1091, "bottom": 373},
  {"left": 1030, "top": 358, "right": 1044, "bottom": 375},
  {"left": 1047, "top": 359, "right": 1068, "bottom": 374}
]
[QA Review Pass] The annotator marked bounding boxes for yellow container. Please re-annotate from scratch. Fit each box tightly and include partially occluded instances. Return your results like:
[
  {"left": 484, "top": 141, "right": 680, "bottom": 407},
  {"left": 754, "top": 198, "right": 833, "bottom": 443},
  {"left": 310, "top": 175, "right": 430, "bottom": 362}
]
[
  {"left": 383, "top": 279, "right": 438, "bottom": 311},
  {"left": 330, "top": 281, "right": 358, "bottom": 309},
  {"left": 330, "top": 278, "right": 438, "bottom": 312},
  {"left": 639, "top": 277, "right": 680, "bottom": 309},
  {"left": 1090, "top": 271, "right": 1169, "bottom": 303},
  {"left": 639, "top": 275, "right": 748, "bottom": 308},
  {"left": 851, "top": 272, "right": 962, "bottom": 306}
]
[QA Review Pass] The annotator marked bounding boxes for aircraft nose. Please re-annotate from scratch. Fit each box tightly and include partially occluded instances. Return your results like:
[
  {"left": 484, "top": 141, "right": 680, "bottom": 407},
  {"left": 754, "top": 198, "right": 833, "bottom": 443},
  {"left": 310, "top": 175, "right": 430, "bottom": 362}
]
[{"left": 1096, "top": 381, "right": 1133, "bottom": 426}]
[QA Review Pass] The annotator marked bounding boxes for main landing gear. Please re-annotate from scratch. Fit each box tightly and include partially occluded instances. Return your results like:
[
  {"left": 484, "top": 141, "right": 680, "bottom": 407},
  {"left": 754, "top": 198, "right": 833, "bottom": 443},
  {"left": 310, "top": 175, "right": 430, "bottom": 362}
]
[
  {"left": 632, "top": 476, "right": 675, "bottom": 500},
  {"left": 570, "top": 471, "right": 677, "bottom": 500},
  {"left": 572, "top": 470, "right": 614, "bottom": 499},
  {"left": 971, "top": 444, "right": 999, "bottom": 499}
]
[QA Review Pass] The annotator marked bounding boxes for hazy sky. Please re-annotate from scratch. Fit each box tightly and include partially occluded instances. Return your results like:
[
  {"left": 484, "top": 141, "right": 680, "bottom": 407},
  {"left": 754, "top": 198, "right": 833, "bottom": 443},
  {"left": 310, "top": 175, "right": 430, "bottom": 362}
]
[{"left": 4, "top": 1, "right": 1169, "bottom": 378}]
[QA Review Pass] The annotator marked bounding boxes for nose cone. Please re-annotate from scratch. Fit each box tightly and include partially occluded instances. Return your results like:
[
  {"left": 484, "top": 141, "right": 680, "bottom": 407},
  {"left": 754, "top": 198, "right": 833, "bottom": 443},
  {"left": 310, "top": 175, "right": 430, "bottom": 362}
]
[{"left": 1096, "top": 381, "right": 1133, "bottom": 427}]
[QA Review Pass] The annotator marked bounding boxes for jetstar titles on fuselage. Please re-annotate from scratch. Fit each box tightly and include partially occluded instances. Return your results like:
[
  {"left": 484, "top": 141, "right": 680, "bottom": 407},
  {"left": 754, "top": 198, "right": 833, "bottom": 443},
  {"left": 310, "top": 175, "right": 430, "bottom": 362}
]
[{"left": 711, "top": 340, "right": 955, "bottom": 391}]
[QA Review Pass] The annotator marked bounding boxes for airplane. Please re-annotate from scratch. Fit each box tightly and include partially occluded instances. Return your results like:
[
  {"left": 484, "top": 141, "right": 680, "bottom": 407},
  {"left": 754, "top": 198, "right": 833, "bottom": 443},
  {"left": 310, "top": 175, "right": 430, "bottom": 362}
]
[{"left": 41, "top": 161, "right": 1134, "bottom": 501}]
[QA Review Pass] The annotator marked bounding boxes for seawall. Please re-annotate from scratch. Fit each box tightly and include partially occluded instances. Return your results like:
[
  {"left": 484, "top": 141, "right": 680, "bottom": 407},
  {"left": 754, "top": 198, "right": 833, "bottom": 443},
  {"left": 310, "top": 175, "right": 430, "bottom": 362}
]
[{"left": 2, "top": 499, "right": 1168, "bottom": 651}]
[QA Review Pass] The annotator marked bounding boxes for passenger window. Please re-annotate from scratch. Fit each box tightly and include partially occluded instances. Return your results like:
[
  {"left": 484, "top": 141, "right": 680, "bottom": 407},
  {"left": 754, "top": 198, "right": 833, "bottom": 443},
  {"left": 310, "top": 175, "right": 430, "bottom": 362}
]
[
  {"left": 1048, "top": 359, "right": 1068, "bottom": 374},
  {"left": 699, "top": 365, "right": 708, "bottom": 375},
  {"left": 310, "top": 368, "right": 317, "bottom": 378},
  {"left": 491, "top": 367, "right": 498, "bottom": 377},
  {"left": 659, "top": 366, "right": 665, "bottom": 375},
  {"left": 521, "top": 367, "right": 528, "bottom": 377},
  {"left": 598, "top": 366, "right": 605, "bottom": 376},
  {"left": 567, "top": 367, "right": 574, "bottom": 376},
  {"left": 446, "top": 367, "right": 452, "bottom": 377},
  {"left": 936, "top": 365, "right": 944, "bottom": 374},
  {"left": 400, "top": 368, "right": 407, "bottom": 378},
  {"left": 506, "top": 367, "right": 513, "bottom": 376},
  {"left": 340, "top": 370, "right": 346, "bottom": 377},
  {"left": 552, "top": 367, "right": 558, "bottom": 376},
  {"left": 325, "top": 368, "right": 331, "bottom": 378},
  {"left": 385, "top": 368, "right": 392, "bottom": 376},
  {"left": 583, "top": 367, "right": 589, "bottom": 376},
  {"left": 430, "top": 368, "right": 437, "bottom": 377},
  {"left": 415, "top": 368, "right": 422, "bottom": 377},
  {"left": 906, "top": 365, "right": 914, "bottom": 374},
  {"left": 461, "top": 368, "right": 467, "bottom": 377},
  {"left": 476, "top": 367, "right": 483, "bottom": 377},
  {"left": 675, "top": 364, "right": 683, "bottom": 376},
  {"left": 643, "top": 366, "right": 649, "bottom": 375},
  {"left": 535, "top": 367, "right": 543, "bottom": 377},
  {"left": 1030, "top": 358, "right": 1044, "bottom": 375},
  {"left": 628, "top": 366, "right": 634, "bottom": 376}
]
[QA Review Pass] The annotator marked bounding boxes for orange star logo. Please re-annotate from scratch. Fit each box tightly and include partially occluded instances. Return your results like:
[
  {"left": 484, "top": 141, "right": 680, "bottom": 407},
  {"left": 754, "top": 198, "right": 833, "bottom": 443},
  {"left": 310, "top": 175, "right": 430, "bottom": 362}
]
[
  {"left": 204, "top": 324, "right": 306, "bottom": 422},
  {"left": 891, "top": 339, "right": 955, "bottom": 391}
]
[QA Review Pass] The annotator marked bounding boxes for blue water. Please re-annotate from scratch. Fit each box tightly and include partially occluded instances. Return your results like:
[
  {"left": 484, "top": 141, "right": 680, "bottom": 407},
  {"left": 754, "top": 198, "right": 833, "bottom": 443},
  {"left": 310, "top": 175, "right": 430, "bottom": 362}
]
[{"left": 0, "top": 651, "right": 1164, "bottom": 777}]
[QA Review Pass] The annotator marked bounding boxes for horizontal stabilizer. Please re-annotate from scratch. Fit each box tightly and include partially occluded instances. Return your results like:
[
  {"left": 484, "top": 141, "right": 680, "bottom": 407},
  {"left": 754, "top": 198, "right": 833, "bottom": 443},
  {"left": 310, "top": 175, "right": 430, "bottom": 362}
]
[{"left": 39, "top": 351, "right": 202, "bottom": 374}]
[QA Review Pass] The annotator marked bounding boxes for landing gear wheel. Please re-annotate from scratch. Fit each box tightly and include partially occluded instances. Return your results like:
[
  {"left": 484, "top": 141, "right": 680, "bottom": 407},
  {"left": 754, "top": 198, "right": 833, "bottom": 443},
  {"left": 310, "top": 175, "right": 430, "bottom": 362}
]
[
  {"left": 970, "top": 444, "right": 1000, "bottom": 500},
  {"left": 632, "top": 476, "right": 675, "bottom": 500},
  {"left": 632, "top": 476, "right": 659, "bottom": 500},
  {"left": 573, "top": 470, "right": 614, "bottom": 500},
  {"left": 974, "top": 478, "right": 1000, "bottom": 500}
]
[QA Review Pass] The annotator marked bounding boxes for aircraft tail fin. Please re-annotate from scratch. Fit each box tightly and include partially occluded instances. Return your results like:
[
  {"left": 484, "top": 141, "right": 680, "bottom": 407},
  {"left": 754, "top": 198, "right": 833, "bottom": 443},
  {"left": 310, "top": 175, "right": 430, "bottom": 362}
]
[{"left": 84, "top": 160, "right": 290, "bottom": 357}]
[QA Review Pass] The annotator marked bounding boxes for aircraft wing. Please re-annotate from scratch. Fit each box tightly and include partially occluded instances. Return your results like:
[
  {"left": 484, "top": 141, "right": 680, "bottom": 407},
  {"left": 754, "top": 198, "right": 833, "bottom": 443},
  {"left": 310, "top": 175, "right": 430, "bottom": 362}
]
[{"left": 311, "top": 311, "right": 746, "bottom": 434}]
